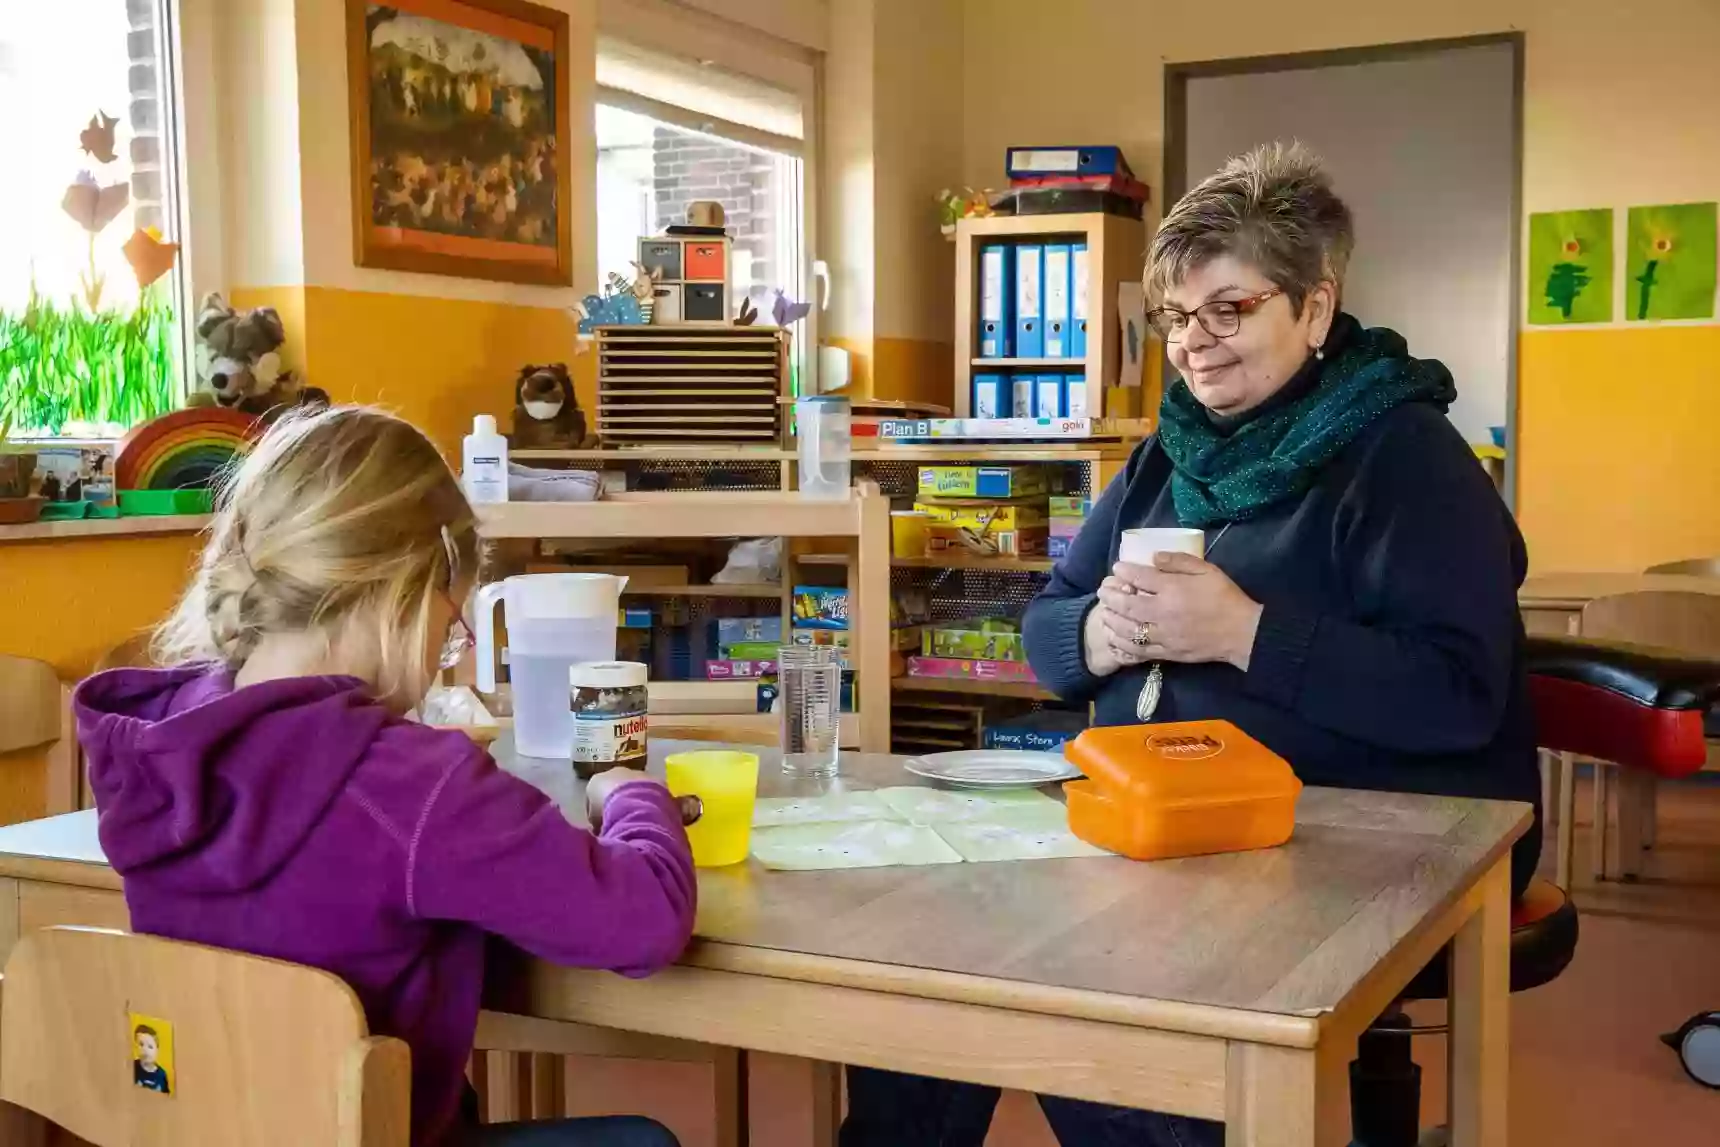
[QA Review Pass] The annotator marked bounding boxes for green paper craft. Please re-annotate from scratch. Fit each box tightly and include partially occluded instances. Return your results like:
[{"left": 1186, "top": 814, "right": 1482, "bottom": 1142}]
[
  {"left": 933, "top": 806, "right": 1109, "bottom": 863},
  {"left": 1625, "top": 203, "right": 1717, "bottom": 322},
  {"left": 1528, "top": 209, "right": 1613, "bottom": 324},
  {"left": 752, "top": 792, "right": 900, "bottom": 827},
  {"left": 874, "top": 786, "right": 1061, "bottom": 825},
  {"left": 750, "top": 820, "right": 963, "bottom": 870}
]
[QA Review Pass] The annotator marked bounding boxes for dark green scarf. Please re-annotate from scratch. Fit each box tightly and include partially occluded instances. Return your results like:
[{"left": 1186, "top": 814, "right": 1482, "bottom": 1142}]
[{"left": 1156, "top": 313, "right": 1457, "bottom": 527}]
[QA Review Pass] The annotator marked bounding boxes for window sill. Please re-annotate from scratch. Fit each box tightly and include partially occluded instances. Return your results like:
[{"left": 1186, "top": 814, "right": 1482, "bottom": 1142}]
[{"left": 0, "top": 514, "right": 210, "bottom": 545}]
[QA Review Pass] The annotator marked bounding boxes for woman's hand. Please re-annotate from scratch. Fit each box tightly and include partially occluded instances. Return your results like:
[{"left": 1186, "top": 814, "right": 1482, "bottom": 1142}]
[{"left": 1094, "top": 553, "right": 1265, "bottom": 670}]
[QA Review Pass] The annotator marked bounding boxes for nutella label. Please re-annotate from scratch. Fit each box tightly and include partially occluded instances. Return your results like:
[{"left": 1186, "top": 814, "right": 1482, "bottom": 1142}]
[{"left": 572, "top": 709, "right": 647, "bottom": 764}]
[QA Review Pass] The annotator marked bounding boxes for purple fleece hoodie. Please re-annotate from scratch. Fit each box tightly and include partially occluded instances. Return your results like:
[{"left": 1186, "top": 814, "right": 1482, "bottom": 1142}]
[{"left": 75, "top": 666, "right": 697, "bottom": 1146}]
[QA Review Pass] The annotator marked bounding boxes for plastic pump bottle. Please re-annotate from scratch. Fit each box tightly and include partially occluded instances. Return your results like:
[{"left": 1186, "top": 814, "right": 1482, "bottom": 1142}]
[{"left": 462, "top": 414, "right": 509, "bottom": 504}]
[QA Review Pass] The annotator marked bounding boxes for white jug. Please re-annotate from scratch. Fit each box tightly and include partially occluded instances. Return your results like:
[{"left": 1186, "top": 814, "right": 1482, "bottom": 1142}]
[{"left": 474, "top": 573, "right": 628, "bottom": 759}]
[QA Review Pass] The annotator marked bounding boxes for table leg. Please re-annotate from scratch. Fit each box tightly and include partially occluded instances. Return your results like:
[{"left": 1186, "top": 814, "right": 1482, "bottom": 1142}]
[
  {"left": 714, "top": 1047, "right": 749, "bottom": 1147},
  {"left": 1616, "top": 770, "right": 1647, "bottom": 881},
  {"left": 810, "top": 1060, "right": 842, "bottom": 1147},
  {"left": 1225, "top": 1042, "right": 1341, "bottom": 1146},
  {"left": 1448, "top": 859, "right": 1510, "bottom": 1147},
  {"left": 1591, "top": 761, "right": 1612, "bottom": 882},
  {"left": 1556, "top": 752, "right": 1576, "bottom": 890},
  {"left": 0, "top": 1102, "right": 48, "bottom": 1147}
]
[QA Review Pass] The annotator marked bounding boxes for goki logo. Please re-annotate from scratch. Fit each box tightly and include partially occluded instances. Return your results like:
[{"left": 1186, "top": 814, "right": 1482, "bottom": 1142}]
[{"left": 1147, "top": 732, "right": 1224, "bottom": 761}]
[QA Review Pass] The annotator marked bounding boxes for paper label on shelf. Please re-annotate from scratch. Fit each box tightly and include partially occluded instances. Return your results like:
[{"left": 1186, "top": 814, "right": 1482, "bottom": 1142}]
[
  {"left": 981, "top": 249, "right": 1005, "bottom": 322},
  {"left": 1017, "top": 253, "right": 1040, "bottom": 315},
  {"left": 1014, "top": 149, "right": 1079, "bottom": 172},
  {"left": 1045, "top": 248, "right": 1070, "bottom": 321}
]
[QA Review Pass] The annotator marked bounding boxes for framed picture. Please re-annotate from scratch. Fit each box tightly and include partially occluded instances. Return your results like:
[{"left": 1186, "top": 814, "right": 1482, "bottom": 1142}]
[{"left": 346, "top": 0, "right": 572, "bottom": 286}]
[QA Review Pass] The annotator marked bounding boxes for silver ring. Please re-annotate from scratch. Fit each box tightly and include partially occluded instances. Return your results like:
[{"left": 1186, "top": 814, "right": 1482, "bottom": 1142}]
[{"left": 1130, "top": 621, "right": 1153, "bottom": 647}]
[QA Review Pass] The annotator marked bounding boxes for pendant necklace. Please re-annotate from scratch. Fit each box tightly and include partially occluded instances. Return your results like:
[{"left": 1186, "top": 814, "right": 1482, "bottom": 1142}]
[{"left": 1135, "top": 520, "right": 1235, "bottom": 722}]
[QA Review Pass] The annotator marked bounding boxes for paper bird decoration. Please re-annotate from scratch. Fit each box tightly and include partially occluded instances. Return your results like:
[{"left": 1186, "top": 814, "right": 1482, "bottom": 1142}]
[
  {"left": 123, "top": 227, "right": 179, "bottom": 289},
  {"left": 771, "top": 290, "right": 811, "bottom": 327},
  {"left": 80, "top": 112, "right": 119, "bottom": 164}
]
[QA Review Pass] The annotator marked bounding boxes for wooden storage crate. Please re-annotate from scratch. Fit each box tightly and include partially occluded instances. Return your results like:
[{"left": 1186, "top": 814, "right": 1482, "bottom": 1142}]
[{"left": 596, "top": 326, "right": 788, "bottom": 446}]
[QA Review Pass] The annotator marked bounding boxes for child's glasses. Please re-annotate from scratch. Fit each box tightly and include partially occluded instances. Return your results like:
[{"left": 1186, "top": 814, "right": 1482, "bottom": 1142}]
[{"left": 439, "top": 593, "right": 476, "bottom": 671}]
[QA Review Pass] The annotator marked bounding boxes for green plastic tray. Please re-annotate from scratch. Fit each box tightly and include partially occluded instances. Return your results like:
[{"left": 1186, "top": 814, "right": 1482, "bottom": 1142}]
[{"left": 118, "top": 489, "right": 214, "bottom": 516}]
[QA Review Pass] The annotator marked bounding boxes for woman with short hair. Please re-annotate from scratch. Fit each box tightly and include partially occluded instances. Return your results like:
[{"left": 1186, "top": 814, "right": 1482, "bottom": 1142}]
[{"left": 840, "top": 142, "right": 1538, "bottom": 1147}]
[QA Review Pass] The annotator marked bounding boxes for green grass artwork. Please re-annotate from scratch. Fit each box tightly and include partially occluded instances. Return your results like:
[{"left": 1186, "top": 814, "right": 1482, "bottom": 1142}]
[
  {"left": 1528, "top": 209, "right": 1613, "bottom": 325},
  {"left": 1626, "top": 202, "right": 1717, "bottom": 322},
  {"left": 0, "top": 285, "right": 179, "bottom": 437}
]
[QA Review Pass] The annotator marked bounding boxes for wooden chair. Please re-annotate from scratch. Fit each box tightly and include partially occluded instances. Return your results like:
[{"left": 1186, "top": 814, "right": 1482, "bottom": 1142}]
[
  {"left": 0, "top": 926, "right": 408, "bottom": 1146},
  {"left": 0, "top": 656, "right": 80, "bottom": 817},
  {"left": 1646, "top": 556, "right": 1720, "bottom": 577},
  {"left": 1578, "top": 590, "right": 1720, "bottom": 879}
]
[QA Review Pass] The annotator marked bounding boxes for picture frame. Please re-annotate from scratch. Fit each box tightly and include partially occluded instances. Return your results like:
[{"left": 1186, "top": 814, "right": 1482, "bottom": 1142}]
[{"left": 346, "top": 0, "right": 573, "bottom": 286}]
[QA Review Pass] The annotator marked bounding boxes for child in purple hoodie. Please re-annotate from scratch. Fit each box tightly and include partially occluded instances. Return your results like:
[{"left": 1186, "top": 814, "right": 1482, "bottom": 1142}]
[{"left": 76, "top": 406, "right": 695, "bottom": 1147}]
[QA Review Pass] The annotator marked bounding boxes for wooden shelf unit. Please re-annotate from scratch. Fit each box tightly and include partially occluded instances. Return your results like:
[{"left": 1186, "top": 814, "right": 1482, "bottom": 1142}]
[
  {"left": 893, "top": 676, "right": 1057, "bottom": 701},
  {"left": 475, "top": 487, "right": 892, "bottom": 752},
  {"left": 953, "top": 212, "right": 1147, "bottom": 421}
]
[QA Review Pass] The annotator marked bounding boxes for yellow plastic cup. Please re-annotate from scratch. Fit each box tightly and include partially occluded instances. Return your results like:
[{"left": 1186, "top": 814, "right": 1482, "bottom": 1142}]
[{"left": 664, "top": 750, "right": 760, "bottom": 867}]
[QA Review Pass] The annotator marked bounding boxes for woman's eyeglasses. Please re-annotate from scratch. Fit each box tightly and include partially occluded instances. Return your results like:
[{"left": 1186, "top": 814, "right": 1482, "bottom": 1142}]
[
  {"left": 1146, "top": 287, "right": 1282, "bottom": 342},
  {"left": 438, "top": 592, "right": 475, "bottom": 671}
]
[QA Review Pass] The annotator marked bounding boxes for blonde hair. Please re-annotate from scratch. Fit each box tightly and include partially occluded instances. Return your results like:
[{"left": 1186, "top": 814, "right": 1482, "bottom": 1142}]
[{"left": 156, "top": 405, "right": 479, "bottom": 700}]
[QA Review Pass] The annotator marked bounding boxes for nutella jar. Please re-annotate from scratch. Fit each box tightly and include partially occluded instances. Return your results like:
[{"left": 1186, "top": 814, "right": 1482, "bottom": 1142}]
[{"left": 569, "top": 662, "right": 649, "bottom": 779}]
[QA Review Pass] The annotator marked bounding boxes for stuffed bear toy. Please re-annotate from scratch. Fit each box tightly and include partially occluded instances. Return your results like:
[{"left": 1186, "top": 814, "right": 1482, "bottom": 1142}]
[
  {"left": 509, "top": 363, "right": 594, "bottom": 449},
  {"left": 190, "top": 292, "right": 329, "bottom": 417}
]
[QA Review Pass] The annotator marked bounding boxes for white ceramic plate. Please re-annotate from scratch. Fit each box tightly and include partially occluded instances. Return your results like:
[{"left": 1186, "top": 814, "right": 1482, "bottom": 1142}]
[{"left": 902, "top": 750, "right": 1082, "bottom": 789}]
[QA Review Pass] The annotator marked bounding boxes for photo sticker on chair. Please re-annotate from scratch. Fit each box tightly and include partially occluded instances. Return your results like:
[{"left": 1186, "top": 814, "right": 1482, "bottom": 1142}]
[{"left": 130, "top": 1013, "right": 174, "bottom": 1096}]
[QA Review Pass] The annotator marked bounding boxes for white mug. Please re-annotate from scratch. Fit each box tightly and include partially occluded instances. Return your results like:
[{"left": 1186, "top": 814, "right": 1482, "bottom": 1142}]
[{"left": 1119, "top": 527, "right": 1205, "bottom": 565}]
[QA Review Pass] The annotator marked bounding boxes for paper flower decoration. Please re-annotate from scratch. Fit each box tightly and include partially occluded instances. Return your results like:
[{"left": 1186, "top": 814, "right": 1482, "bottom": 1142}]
[
  {"left": 123, "top": 227, "right": 179, "bottom": 289},
  {"left": 62, "top": 171, "right": 129, "bottom": 235},
  {"left": 80, "top": 112, "right": 119, "bottom": 163}
]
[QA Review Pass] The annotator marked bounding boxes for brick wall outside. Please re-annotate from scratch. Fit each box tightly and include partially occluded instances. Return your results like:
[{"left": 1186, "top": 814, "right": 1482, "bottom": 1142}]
[
  {"left": 126, "top": 0, "right": 165, "bottom": 235},
  {"left": 651, "top": 127, "right": 780, "bottom": 296}
]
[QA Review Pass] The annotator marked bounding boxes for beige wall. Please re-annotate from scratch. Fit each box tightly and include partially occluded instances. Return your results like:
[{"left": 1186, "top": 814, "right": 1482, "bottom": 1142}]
[
  {"left": 961, "top": 0, "right": 1720, "bottom": 571},
  {"left": 962, "top": 0, "right": 1720, "bottom": 215},
  {"left": 872, "top": 0, "right": 962, "bottom": 343}
]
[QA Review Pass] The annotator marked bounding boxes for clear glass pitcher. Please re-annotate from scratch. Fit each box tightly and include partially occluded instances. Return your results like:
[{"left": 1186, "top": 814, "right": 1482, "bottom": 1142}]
[
  {"left": 474, "top": 573, "right": 628, "bottom": 759},
  {"left": 795, "top": 395, "right": 851, "bottom": 500}
]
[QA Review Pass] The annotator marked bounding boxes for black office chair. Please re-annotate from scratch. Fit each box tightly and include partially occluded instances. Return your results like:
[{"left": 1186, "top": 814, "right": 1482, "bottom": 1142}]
[{"left": 1349, "top": 634, "right": 1720, "bottom": 1146}]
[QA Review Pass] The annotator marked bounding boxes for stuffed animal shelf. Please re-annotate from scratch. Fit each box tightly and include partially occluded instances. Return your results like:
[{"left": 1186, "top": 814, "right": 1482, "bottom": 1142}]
[
  {"left": 189, "top": 293, "right": 329, "bottom": 419},
  {"left": 509, "top": 363, "right": 594, "bottom": 450}
]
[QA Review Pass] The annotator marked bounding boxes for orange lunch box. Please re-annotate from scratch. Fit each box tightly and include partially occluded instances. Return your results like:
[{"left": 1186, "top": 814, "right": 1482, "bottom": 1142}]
[{"left": 1063, "top": 720, "right": 1302, "bottom": 861}]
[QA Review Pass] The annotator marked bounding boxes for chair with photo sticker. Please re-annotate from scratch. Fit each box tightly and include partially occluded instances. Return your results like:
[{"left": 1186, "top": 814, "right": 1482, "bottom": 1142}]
[{"left": 0, "top": 925, "right": 410, "bottom": 1146}]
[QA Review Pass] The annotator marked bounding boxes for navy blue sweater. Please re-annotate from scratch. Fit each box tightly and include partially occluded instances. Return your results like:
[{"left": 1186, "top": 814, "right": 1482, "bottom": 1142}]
[{"left": 1023, "top": 402, "right": 1541, "bottom": 892}]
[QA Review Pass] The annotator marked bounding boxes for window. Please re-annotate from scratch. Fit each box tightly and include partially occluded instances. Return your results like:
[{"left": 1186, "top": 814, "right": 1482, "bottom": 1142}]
[
  {"left": 0, "top": 1, "right": 186, "bottom": 439},
  {"left": 596, "top": 106, "right": 804, "bottom": 322},
  {"left": 594, "top": 33, "right": 811, "bottom": 387}
]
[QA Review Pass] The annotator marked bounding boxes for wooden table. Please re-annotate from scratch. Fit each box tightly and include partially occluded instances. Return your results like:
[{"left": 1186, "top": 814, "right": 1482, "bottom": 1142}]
[
  {"left": 1519, "top": 572, "right": 1720, "bottom": 636},
  {"left": 0, "top": 738, "right": 1529, "bottom": 1147}
]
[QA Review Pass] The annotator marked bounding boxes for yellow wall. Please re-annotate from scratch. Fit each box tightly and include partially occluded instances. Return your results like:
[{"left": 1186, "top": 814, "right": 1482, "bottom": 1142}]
[
  {"left": 961, "top": 0, "right": 1720, "bottom": 570},
  {"left": 0, "top": 534, "right": 202, "bottom": 823}
]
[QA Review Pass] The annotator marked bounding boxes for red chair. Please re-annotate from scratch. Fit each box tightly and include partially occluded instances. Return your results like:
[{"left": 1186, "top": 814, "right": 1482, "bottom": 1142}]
[{"left": 1348, "top": 633, "right": 1720, "bottom": 1145}]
